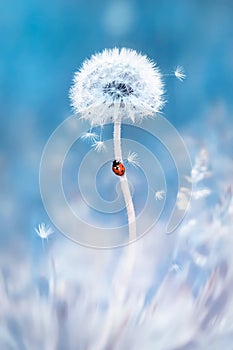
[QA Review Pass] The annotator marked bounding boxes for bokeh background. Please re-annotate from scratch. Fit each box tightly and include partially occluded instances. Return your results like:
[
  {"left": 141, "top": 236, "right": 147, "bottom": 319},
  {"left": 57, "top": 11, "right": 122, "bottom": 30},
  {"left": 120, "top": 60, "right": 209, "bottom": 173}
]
[
  {"left": 1, "top": 0, "right": 233, "bottom": 243},
  {"left": 0, "top": 0, "right": 233, "bottom": 349}
]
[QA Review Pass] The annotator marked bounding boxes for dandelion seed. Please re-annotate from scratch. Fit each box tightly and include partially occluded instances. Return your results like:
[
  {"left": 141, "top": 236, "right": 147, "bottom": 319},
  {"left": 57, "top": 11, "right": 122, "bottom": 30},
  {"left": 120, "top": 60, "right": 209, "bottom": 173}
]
[
  {"left": 155, "top": 190, "right": 165, "bottom": 201},
  {"left": 35, "top": 223, "right": 53, "bottom": 240},
  {"left": 126, "top": 151, "right": 140, "bottom": 167},
  {"left": 80, "top": 131, "right": 98, "bottom": 142},
  {"left": 92, "top": 140, "right": 106, "bottom": 152},
  {"left": 174, "top": 65, "right": 186, "bottom": 81}
]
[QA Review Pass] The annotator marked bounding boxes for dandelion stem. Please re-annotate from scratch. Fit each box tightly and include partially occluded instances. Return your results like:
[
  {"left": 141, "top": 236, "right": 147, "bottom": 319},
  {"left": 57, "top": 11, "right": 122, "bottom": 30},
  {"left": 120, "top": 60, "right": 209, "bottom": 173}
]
[
  {"left": 93, "top": 108, "right": 137, "bottom": 349},
  {"left": 113, "top": 104, "right": 136, "bottom": 241}
]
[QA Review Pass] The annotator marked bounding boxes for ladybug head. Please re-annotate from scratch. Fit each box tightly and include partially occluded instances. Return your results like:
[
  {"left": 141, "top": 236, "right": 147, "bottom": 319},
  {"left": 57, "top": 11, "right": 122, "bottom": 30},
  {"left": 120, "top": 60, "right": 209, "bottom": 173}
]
[{"left": 112, "top": 160, "right": 120, "bottom": 167}]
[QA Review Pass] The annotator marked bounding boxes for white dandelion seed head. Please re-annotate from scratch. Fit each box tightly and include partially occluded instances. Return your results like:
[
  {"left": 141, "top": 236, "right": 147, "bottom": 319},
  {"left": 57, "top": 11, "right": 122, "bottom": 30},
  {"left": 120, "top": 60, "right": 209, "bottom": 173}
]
[
  {"left": 126, "top": 151, "right": 140, "bottom": 167},
  {"left": 70, "top": 48, "right": 165, "bottom": 125},
  {"left": 35, "top": 223, "right": 53, "bottom": 239},
  {"left": 174, "top": 65, "right": 186, "bottom": 81}
]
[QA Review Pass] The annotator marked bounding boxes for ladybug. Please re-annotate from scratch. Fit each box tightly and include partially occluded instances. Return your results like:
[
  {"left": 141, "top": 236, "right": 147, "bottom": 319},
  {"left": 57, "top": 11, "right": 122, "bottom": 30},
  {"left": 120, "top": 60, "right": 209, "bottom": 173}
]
[{"left": 112, "top": 160, "right": 125, "bottom": 176}]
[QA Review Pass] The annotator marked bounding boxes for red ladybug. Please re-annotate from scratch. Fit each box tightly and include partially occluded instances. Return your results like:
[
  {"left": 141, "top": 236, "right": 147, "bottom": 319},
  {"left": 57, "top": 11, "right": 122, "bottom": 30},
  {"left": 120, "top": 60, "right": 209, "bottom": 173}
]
[{"left": 112, "top": 160, "right": 125, "bottom": 176}]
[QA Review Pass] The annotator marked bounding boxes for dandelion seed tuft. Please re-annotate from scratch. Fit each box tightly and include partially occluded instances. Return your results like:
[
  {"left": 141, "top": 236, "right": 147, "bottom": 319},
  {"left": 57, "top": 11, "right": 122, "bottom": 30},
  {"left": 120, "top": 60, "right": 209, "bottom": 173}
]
[
  {"left": 174, "top": 66, "right": 186, "bottom": 81},
  {"left": 35, "top": 223, "right": 53, "bottom": 239},
  {"left": 92, "top": 140, "right": 106, "bottom": 152},
  {"left": 155, "top": 190, "right": 165, "bottom": 201},
  {"left": 80, "top": 131, "right": 98, "bottom": 142},
  {"left": 126, "top": 151, "right": 140, "bottom": 167}
]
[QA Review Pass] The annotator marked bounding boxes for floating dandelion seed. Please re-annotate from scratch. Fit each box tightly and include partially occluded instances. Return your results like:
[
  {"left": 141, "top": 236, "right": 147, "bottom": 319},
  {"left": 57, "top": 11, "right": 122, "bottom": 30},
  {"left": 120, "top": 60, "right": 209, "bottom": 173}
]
[
  {"left": 70, "top": 48, "right": 164, "bottom": 241},
  {"left": 92, "top": 140, "right": 106, "bottom": 152},
  {"left": 155, "top": 190, "right": 165, "bottom": 201},
  {"left": 80, "top": 131, "right": 98, "bottom": 142},
  {"left": 35, "top": 223, "right": 53, "bottom": 250},
  {"left": 174, "top": 65, "right": 186, "bottom": 81},
  {"left": 35, "top": 223, "right": 53, "bottom": 239},
  {"left": 126, "top": 151, "right": 140, "bottom": 167}
]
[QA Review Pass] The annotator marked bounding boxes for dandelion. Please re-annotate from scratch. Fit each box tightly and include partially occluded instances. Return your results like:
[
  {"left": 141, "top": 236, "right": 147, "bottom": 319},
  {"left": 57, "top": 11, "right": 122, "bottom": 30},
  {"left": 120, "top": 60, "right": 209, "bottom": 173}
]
[
  {"left": 70, "top": 48, "right": 164, "bottom": 241},
  {"left": 174, "top": 65, "right": 186, "bottom": 81},
  {"left": 126, "top": 151, "right": 140, "bottom": 167},
  {"left": 69, "top": 50, "right": 164, "bottom": 348}
]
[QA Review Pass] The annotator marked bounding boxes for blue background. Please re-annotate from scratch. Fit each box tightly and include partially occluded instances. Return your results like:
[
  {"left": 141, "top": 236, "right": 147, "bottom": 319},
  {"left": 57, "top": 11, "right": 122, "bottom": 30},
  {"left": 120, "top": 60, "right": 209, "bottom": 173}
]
[{"left": 0, "top": 0, "right": 233, "bottom": 242}]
